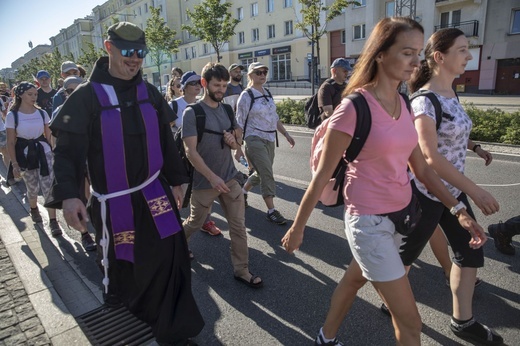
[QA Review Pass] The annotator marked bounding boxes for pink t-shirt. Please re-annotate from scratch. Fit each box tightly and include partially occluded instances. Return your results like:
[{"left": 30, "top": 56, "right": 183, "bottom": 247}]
[{"left": 328, "top": 88, "right": 418, "bottom": 215}]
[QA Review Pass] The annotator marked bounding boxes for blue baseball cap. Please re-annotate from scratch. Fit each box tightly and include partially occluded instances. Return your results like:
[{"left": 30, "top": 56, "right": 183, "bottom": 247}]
[
  {"left": 36, "top": 70, "right": 51, "bottom": 79},
  {"left": 331, "top": 58, "right": 353, "bottom": 71}
]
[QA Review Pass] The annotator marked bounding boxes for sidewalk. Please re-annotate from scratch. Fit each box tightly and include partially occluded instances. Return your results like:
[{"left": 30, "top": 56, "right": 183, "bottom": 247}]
[{"left": 0, "top": 141, "right": 518, "bottom": 346}]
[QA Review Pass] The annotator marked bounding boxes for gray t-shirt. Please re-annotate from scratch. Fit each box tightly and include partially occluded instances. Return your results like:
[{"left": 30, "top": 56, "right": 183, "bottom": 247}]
[{"left": 182, "top": 102, "right": 238, "bottom": 190}]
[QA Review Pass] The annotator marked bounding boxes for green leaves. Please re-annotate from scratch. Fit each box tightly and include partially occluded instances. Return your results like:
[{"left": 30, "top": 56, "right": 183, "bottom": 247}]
[{"left": 181, "top": 0, "right": 240, "bottom": 62}]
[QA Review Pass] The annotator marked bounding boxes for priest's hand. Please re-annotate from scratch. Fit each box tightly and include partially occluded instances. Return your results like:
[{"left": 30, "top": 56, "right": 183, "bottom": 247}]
[
  {"left": 63, "top": 198, "right": 88, "bottom": 232},
  {"left": 172, "top": 185, "right": 184, "bottom": 210}
]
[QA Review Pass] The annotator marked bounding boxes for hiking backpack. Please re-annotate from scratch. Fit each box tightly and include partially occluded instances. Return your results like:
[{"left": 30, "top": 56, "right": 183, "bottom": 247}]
[
  {"left": 310, "top": 92, "right": 411, "bottom": 207},
  {"left": 304, "top": 80, "right": 335, "bottom": 129},
  {"left": 173, "top": 102, "right": 235, "bottom": 208},
  {"left": 409, "top": 90, "right": 459, "bottom": 131}
]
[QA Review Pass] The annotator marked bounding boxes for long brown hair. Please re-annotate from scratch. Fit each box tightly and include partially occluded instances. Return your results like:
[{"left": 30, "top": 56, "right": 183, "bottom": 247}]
[
  {"left": 408, "top": 28, "right": 465, "bottom": 93},
  {"left": 345, "top": 17, "right": 424, "bottom": 96}
]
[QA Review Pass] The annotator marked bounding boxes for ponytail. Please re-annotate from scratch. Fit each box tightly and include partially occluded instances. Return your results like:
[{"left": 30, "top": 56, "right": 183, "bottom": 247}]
[{"left": 408, "top": 60, "right": 432, "bottom": 93}]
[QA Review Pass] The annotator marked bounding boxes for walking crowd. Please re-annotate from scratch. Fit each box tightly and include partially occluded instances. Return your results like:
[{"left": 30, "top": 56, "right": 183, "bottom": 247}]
[{"left": 0, "top": 18, "right": 517, "bottom": 346}]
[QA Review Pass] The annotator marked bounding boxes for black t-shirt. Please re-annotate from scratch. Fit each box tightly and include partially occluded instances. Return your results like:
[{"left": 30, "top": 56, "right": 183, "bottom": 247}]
[
  {"left": 317, "top": 78, "right": 346, "bottom": 111},
  {"left": 37, "top": 88, "right": 57, "bottom": 117}
]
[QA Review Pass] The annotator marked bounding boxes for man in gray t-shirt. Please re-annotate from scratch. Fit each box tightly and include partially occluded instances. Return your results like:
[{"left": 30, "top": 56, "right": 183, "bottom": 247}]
[{"left": 182, "top": 62, "right": 263, "bottom": 289}]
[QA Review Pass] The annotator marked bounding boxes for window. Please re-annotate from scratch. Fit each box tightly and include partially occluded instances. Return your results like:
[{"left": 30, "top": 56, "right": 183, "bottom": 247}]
[
  {"left": 267, "top": 0, "right": 274, "bottom": 12},
  {"left": 184, "top": 48, "right": 190, "bottom": 60},
  {"left": 145, "top": 4, "right": 148, "bottom": 12},
  {"left": 203, "top": 43, "right": 208, "bottom": 55},
  {"left": 268, "top": 24, "right": 275, "bottom": 39},
  {"left": 353, "top": 24, "right": 366, "bottom": 40},
  {"left": 191, "top": 46, "right": 197, "bottom": 58},
  {"left": 251, "top": 2, "right": 258, "bottom": 17},
  {"left": 512, "top": 9, "right": 520, "bottom": 34},
  {"left": 237, "top": 7, "right": 243, "bottom": 20},
  {"left": 252, "top": 28, "right": 259, "bottom": 42},
  {"left": 452, "top": 9, "right": 461, "bottom": 26},
  {"left": 354, "top": 0, "right": 366, "bottom": 7},
  {"left": 285, "top": 20, "right": 293, "bottom": 35},
  {"left": 341, "top": 30, "right": 346, "bottom": 44},
  {"left": 238, "top": 31, "right": 245, "bottom": 44},
  {"left": 284, "top": 0, "right": 292, "bottom": 8},
  {"left": 186, "top": 30, "right": 191, "bottom": 40},
  {"left": 138, "top": 6, "right": 141, "bottom": 15},
  {"left": 272, "top": 53, "right": 291, "bottom": 81},
  {"left": 386, "top": 1, "right": 395, "bottom": 17},
  {"left": 440, "top": 12, "right": 450, "bottom": 28}
]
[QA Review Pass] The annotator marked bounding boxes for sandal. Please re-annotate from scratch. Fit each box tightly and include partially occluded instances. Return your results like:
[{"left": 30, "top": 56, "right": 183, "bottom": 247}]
[{"left": 234, "top": 272, "right": 263, "bottom": 288}]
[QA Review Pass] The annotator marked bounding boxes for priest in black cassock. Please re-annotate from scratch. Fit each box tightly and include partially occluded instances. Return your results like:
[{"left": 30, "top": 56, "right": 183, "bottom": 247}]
[{"left": 46, "top": 22, "right": 204, "bottom": 346}]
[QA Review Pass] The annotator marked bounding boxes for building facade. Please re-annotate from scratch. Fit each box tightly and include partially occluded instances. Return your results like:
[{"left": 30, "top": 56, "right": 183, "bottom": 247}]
[{"left": 8, "top": 0, "right": 520, "bottom": 95}]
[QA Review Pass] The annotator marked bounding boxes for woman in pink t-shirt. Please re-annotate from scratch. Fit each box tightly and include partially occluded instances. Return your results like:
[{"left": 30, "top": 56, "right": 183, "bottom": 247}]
[{"left": 282, "top": 17, "right": 486, "bottom": 346}]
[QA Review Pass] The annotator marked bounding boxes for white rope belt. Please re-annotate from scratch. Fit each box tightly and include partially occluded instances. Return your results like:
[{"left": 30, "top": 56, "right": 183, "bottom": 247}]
[{"left": 90, "top": 170, "right": 160, "bottom": 293}]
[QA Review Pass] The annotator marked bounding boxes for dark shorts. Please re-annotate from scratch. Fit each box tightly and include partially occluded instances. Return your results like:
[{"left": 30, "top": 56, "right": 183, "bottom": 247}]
[{"left": 399, "top": 180, "right": 484, "bottom": 268}]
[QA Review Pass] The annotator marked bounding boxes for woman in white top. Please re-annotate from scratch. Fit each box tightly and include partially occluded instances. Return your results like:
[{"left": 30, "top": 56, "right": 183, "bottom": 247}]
[
  {"left": 235, "top": 62, "right": 295, "bottom": 225},
  {"left": 6, "top": 82, "right": 62, "bottom": 236}
]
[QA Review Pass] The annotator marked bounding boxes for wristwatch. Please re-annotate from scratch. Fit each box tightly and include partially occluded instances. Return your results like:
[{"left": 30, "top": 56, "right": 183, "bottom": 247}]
[{"left": 450, "top": 201, "right": 467, "bottom": 216}]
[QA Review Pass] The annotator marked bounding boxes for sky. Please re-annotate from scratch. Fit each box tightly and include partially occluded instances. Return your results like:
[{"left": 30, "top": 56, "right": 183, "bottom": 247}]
[{"left": 0, "top": 0, "right": 107, "bottom": 69}]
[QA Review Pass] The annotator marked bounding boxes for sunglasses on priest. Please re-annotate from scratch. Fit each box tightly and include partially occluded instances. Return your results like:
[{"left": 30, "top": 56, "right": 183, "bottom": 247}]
[{"left": 119, "top": 48, "right": 149, "bottom": 59}]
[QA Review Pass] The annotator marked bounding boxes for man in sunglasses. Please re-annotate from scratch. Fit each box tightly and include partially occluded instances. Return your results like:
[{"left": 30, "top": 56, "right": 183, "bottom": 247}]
[{"left": 48, "top": 21, "right": 204, "bottom": 346}]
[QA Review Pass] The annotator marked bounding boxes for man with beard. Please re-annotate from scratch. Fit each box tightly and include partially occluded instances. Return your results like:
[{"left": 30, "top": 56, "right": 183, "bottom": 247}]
[
  {"left": 182, "top": 62, "right": 263, "bottom": 289},
  {"left": 46, "top": 22, "right": 204, "bottom": 346},
  {"left": 223, "top": 63, "right": 244, "bottom": 105}
]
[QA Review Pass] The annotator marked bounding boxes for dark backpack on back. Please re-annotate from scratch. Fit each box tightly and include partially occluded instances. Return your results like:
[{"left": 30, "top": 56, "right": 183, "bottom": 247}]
[
  {"left": 174, "top": 102, "right": 235, "bottom": 207},
  {"left": 409, "top": 90, "right": 458, "bottom": 131},
  {"left": 310, "top": 92, "right": 411, "bottom": 207},
  {"left": 242, "top": 87, "right": 273, "bottom": 138},
  {"left": 305, "top": 80, "right": 335, "bottom": 129}
]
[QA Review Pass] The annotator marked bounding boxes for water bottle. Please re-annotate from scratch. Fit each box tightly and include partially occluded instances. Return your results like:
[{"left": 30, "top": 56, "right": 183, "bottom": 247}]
[{"left": 239, "top": 156, "right": 248, "bottom": 168}]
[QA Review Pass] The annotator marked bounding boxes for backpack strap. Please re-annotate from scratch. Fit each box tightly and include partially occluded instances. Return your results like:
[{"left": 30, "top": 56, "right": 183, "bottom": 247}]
[
  {"left": 169, "top": 99, "right": 178, "bottom": 116},
  {"left": 187, "top": 103, "right": 206, "bottom": 144},
  {"left": 409, "top": 90, "right": 442, "bottom": 131},
  {"left": 345, "top": 92, "right": 372, "bottom": 163},
  {"left": 13, "top": 109, "right": 46, "bottom": 130}
]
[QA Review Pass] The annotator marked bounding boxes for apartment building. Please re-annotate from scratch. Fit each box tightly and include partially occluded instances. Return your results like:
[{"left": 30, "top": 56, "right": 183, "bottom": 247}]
[{"left": 10, "top": 0, "right": 519, "bottom": 95}]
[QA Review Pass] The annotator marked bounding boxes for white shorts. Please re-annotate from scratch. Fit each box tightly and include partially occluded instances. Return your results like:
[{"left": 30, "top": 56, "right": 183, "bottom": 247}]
[{"left": 344, "top": 213, "right": 405, "bottom": 282}]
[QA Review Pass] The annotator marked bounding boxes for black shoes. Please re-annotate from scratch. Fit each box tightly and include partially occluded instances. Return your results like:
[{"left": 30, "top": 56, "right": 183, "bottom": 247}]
[
  {"left": 30, "top": 208, "right": 43, "bottom": 223},
  {"left": 49, "top": 219, "right": 62, "bottom": 237},
  {"left": 450, "top": 318, "right": 504, "bottom": 345},
  {"left": 266, "top": 210, "right": 287, "bottom": 225},
  {"left": 81, "top": 232, "right": 97, "bottom": 251},
  {"left": 488, "top": 222, "right": 515, "bottom": 255}
]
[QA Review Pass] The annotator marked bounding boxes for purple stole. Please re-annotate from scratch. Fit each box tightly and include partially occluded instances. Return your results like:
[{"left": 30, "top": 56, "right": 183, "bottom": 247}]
[{"left": 91, "top": 81, "right": 182, "bottom": 263}]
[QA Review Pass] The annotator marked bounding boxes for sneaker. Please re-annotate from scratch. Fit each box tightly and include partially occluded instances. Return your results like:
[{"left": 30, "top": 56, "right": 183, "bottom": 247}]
[
  {"left": 488, "top": 222, "right": 515, "bottom": 255},
  {"left": 450, "top": 318, "right": 504, "bottom": 345},
  {"left": 30, "top": 208, "right": 43, "bottom": 223},
  {"left": 49, "top": 219, "right": 62, "bottom": 237},
  {"left": 81, "top": 233, "right": 97, "bottom": 251},
  {"left": 201, "top": 221, "right": 222, "bottom": 236},
  {"left": 244, "top": 193, "right": 249, "bottom": 208},
  {"left": 445, "top": 276, "right": 483, "bottom": 288},
  {"left": 266, "top": 210, "right": 287, "bottom": 225},
  {"left": 314, "top": 332, "right": 344, "bottom": 346}
]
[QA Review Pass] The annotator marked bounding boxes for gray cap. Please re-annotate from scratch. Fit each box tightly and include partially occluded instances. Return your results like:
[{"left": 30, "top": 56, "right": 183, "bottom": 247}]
[
  {"left": 107, "top": 22, "right": 147, "bottom": 50},
  {"left": 331, "top": 58, "right": 353, "bottom": 71},
  {"left": 63, "top": 76, "right": 83, "bottom": 89}
]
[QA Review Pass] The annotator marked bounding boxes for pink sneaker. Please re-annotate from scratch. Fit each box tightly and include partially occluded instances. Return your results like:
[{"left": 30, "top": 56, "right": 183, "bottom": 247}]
[{"left": 201, "top": 221, "right": 222, "bottom": 236}]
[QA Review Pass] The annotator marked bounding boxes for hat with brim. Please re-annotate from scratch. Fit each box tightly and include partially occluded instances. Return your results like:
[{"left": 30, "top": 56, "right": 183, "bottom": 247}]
[
  {"left": 228, "top": 63, "right": 244, "bottom": 72},
  {"left": 248, "top": 62, "right": 268, "bottom": 74},
  {"left": 63, "top": 76, "right": 84, "bottom": 89},
  {"left": 180, "top": 71, "right": 201, "bottom": 90},
  {"left": 107, "top": 22, "right": 147, "bottom": 50}
]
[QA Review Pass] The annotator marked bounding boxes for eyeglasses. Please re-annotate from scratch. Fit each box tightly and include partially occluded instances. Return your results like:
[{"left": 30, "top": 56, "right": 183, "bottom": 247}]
[
  {"left": 120, "top": 48, "right": 148, "bottom": 58},
  {"left": 254, "top": 70, "right": 268, "bottom": 76},
  {"left": 65, "top": 88, "right": 75, "bottom": 94},
  {"left": 171, "top": 84, "right": 181, "bottom": 89},
  {"left": 186, "top": 81, "right": 201, "bottom": 86}
]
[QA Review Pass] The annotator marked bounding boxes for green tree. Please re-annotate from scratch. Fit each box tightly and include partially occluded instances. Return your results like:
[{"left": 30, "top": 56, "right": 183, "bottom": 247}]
[
  {"left": 295, "top": 0, "right": 359, "bottom": 87},
  {"left": 145, "top": 6, "right": 180, "bottom": 89},
  {"left": 182, "top": 0, "right": 240, "bottom": 63},
  {"left": 78, "top": 42, "right": 106, "bottom": 73}
]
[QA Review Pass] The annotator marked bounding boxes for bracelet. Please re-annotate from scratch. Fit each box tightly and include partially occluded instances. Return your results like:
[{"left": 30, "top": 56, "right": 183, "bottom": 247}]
[{"left": 472, "top": 144, "right": 481, "bottom": 152}]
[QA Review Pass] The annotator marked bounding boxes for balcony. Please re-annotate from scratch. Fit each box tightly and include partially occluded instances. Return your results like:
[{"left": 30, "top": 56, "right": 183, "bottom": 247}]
[
  {"left": 434, "top": 20, "right": 479, "bottom": 37},
  {"left": 435, "top": 0, "right": 476, "bottom": 6}
]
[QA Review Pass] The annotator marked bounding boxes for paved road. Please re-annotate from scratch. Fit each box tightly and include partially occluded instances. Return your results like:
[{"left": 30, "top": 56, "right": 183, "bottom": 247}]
[{"left": 0, "top": 133, "right": 519, "bottom": 345}]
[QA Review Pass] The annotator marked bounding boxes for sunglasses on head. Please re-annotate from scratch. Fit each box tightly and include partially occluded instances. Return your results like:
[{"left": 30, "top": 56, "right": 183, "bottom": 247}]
[
  {"left": 254, "top": 70, "right": 268, "bottom": 76},
  {"left": 187, "top": 80, "right": 201, "bottom": 86},
  {"left": 120, "top": 48, "right": 148, "bottom": 58}
]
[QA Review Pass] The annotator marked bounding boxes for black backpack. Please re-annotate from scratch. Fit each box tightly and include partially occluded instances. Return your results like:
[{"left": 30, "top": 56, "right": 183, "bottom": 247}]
[
  {"left": 174, "top": 102, "right": 235, "bottom": 208},
  {"left": 409, "top": 90, "right": 458, "bottom": 131},
  {"left": 311, "top": 92, "right": 411, "bottom": 207},
  {"left": 305, "top": 80, "right": 335, "bottom": 129}
]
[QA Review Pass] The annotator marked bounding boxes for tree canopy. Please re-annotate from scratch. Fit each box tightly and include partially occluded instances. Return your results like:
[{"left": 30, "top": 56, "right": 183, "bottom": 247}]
[{"left": 182, "top": 0, "right": 240, "bottom": 62}]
